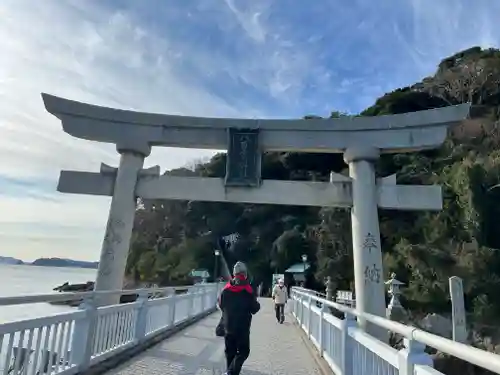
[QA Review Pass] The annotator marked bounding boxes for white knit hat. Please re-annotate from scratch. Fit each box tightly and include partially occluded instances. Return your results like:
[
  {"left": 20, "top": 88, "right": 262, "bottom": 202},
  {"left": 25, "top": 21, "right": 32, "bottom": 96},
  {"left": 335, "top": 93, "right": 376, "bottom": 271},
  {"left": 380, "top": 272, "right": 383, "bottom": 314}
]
[{"left": 233, "top": 261, "right": 247, "bottom": 277}]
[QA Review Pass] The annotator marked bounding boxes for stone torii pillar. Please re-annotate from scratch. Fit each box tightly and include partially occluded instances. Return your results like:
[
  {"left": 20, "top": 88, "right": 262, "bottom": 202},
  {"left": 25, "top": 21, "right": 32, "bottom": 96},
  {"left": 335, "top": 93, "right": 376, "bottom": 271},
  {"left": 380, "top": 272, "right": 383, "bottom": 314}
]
[
  {"left": 344, "top": 147, "right": 385, "bottom": 337},
  {"left": 94, "top": 142, "right": 151, "bottom": 306}
]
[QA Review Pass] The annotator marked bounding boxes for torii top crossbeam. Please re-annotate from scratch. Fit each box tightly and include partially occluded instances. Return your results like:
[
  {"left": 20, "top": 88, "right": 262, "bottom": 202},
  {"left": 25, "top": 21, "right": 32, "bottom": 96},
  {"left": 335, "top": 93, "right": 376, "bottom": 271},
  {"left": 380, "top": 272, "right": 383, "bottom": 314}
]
[{"left": 42, "top": 93, "right": 470, "bottom": 153}]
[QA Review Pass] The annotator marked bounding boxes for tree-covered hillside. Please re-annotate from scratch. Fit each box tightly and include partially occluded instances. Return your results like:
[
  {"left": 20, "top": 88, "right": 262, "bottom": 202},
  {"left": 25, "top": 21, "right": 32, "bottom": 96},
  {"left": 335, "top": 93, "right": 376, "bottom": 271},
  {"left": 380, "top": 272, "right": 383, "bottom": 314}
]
[{"left": 127, "top": 46, "right": 500, "bottom": 324}]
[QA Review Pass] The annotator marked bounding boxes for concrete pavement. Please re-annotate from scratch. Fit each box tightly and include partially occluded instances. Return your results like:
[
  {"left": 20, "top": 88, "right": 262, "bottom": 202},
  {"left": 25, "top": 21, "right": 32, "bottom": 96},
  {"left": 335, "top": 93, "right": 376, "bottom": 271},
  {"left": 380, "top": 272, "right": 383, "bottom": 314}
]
[{"left": 105, "top": 298, "right": 323, "bottom": 375}]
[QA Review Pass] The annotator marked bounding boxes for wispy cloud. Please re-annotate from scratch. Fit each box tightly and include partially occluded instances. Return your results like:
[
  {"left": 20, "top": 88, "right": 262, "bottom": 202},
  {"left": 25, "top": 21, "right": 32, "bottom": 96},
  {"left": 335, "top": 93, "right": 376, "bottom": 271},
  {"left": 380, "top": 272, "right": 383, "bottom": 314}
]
[
  {"left": 0, "top": 176, "right": 58, "bottom": 201},
  {"left": 0, "top": 0, "right": 499, "bottom": 261}
]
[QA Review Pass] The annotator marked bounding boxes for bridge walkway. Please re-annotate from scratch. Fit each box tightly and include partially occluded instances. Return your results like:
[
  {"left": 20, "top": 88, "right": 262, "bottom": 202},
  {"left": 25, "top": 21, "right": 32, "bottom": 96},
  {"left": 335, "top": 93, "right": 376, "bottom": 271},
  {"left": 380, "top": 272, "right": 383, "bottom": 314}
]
[{"left": 105, "top": 298, "right": 322, "bottom": 375}]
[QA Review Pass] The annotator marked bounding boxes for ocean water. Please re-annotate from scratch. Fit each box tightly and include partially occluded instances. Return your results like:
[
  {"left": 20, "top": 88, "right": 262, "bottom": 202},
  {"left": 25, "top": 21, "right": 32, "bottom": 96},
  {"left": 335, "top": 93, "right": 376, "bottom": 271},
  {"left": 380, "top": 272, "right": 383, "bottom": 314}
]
[{"left": 0, "top": 264, "right": 96, "bottom": 323}]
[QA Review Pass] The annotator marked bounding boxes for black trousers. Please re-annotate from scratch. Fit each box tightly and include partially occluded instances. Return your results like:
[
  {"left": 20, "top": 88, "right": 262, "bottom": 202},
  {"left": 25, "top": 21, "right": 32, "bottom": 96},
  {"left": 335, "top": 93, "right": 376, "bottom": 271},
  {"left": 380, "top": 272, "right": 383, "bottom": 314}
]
[
  {"left": 224, "top": 333, "right": 250, "bottom": 375},
  {"left": 275, "top": 303, "right": 285, "bottom": 322}
]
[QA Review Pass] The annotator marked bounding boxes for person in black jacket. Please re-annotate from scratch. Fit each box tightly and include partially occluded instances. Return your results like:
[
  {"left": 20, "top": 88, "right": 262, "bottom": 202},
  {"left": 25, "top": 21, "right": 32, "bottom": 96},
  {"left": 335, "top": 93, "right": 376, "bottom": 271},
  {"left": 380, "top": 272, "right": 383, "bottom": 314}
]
[{"left": 218, "top": 261, "right": 260, "bottom": 375}]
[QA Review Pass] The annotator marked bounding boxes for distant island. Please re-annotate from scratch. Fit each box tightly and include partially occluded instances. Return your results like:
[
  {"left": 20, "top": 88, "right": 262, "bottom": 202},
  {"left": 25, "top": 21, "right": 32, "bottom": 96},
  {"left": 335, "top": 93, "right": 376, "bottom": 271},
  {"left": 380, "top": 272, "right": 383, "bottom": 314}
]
[
  {"left": 0, "top": 256, "right": 99, "bottom": 269},
  {"left": 31, "top": 258, "right": 99, "bottom": 269},
  {"left": 0, "top": 256, "right": 24, "bottom": 265}
]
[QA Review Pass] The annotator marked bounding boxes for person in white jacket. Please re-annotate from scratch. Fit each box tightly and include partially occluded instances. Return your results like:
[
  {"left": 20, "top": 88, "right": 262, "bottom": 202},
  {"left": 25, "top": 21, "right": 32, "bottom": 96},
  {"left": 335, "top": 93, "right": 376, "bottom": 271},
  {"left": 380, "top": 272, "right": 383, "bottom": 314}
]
[{"left": 272, "top": 279, "right": 288, "bottom": 324}]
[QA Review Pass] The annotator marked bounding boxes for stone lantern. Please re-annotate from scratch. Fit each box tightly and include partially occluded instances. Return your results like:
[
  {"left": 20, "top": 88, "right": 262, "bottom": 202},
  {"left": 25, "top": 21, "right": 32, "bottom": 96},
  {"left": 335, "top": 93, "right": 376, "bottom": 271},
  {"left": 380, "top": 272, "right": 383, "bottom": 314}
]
[{"left": 385, "top": 273, "right": 407, "bottom": 322}]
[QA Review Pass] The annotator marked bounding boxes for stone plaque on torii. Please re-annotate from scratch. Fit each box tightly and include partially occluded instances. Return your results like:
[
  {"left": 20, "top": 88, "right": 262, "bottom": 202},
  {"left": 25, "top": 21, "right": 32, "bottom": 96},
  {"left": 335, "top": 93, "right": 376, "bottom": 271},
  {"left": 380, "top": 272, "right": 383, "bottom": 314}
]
[{"left": 42, "top": 93, "right": 469, "bottom": 340}]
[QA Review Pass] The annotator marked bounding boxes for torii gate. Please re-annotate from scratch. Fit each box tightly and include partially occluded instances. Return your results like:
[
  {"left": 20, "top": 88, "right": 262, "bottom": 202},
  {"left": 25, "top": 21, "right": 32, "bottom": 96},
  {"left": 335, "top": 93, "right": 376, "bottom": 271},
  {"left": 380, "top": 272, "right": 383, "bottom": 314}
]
[{"left": 42, "top": 93, "right": 470, "bottom": 339}]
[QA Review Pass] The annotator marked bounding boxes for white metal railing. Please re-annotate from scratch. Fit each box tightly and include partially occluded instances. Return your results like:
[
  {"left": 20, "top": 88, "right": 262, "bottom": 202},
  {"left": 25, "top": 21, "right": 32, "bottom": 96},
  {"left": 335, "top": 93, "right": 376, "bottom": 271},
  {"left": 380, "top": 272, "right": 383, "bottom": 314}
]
[
  {"left": 0, "top": 283, "right": 221, "bottom": 375},
  {"left": 291, "top": 287, "right": 500, "bottom": 375}
]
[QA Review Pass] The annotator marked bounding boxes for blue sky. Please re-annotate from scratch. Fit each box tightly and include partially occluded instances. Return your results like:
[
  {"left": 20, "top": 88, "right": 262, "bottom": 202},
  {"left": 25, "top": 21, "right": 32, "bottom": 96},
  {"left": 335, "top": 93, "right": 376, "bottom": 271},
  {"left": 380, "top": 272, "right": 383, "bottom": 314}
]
[{"left": 0, "top": 0, "right": 499, "bottom": 262}]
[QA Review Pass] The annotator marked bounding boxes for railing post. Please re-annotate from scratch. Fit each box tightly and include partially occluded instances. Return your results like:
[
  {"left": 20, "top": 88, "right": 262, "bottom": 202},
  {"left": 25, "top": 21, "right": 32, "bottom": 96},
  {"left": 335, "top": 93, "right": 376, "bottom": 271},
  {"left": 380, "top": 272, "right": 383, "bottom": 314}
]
[
  {"left": 341, "top": 312, "right": 357, "bottom": 375},
  {"left": 198, "top": 287, "right": 201, "bottom": 314},
  {"left": 188, "top": 287, "right": 195, "bottom": 318},
  {"left": 300, "top": 295, "right": 304, "bottom": 326},
  {"left": 216, "top": 283, "right": 220, "bottom": 306},
  {"left": 134, "top": 291, "right": 149, "bottom": 342},
  {"left": 213, "top": 283, "right": 219, "bottom": 308},
  {"left": 197, "top": 285, "right": 202, "bottom": 314},
  {"left": 302, "top": 294, "right": 306, "bottom": 326},
  {"left": 208, "top": 285, "right": 212, "bottom": 309},
  {"left": 200, "top": 286, "right": 206, "bottom": 312},
  {"left": 398, "top": 338, "right": 433, "bottom": 375},
  {"left": 207, "top": 285, "right": 211, "bottom": 309},
  {"left": 296, "top": 293, "right": 301, "bottom": 323},
  {"left": 318, "top": 302, "right": 326, "bottom": 357},
  {"left": 295, "top": 292, "right": 299, "bottom": 320},
  {"left": 216, "top": 283, "right": 220, "bottom": 304},
  {"left": 307, "top": 295, "right": 313, "bottom": 338},
  {"left": 197, "top": 286, "right": 201, "bottom": 314},
  {"left": 191, "top": 286, "right": 197, "bottom": 316},
  {"left": 170, "top": 293, "right": 177, "bottom": 327},
  {"left": 71, "top": 297, "right": 96, "bottom": 371}
]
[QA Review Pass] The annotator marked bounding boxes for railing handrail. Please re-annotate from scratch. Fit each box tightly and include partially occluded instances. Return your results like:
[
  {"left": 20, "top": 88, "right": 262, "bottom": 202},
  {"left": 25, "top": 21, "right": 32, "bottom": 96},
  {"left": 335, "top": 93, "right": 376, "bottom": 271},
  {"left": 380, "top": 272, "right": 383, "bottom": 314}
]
[
  {"left": 0, "top": 282, "right": 221, "bottom": 374},
  {"left": 0, "top": 283, "right": 216, "bottom": 306},
  {"left": 292, "top": 287, "right": 500, "bottom": 374}
]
